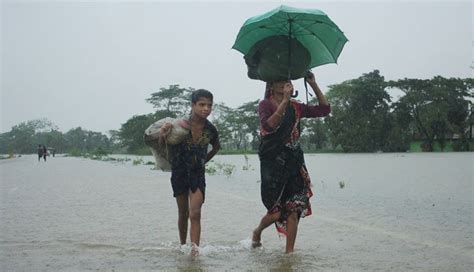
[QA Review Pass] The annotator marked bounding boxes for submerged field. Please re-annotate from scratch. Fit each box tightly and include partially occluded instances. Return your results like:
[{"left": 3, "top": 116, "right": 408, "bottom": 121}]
[{"left": 1, "top": 153, "right": 472, "bottom": 271}]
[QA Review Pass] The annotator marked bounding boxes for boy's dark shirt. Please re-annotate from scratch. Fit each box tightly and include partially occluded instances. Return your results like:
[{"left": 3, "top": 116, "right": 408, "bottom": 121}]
[{"left": 169, "top": 119, "right": 219, "bottom": 196}]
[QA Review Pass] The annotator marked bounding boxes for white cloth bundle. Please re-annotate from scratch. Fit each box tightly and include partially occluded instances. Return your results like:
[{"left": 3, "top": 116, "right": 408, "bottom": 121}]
[{"left": 144, "top": 117, "right": 190, "bottom": 171}]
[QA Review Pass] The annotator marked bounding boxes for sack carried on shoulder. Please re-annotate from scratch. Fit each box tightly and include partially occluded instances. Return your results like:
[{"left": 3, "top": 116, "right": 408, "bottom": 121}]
[{"left": 143, "top": 117, "right": 190, "bottom": 171}]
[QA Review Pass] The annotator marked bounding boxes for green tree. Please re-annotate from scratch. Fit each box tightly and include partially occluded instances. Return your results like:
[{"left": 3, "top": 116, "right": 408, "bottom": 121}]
[
  {"left": 0, "top": 132, "right": 10, "bottom": 154},
  {"left": 385, "top": 99, "right": 413, "bottom": 152},
  {"left": 210, "top": 103, "right": 235, "bottom": 150},
  {"left": 8, "top": 123, "right": 36, "bottom": 153},
  {"left": 388, "top": 77, "right": 473, "bottom": 151},
  {"left": 63, "top": 127, "right": 111, "bottom": 153},
  {"left": 64, "top": 127, "right": 88, "bottom": 151},
  {"left": 326, "top": 70, "right": 392, "bottom": 152},
  {"left": 36, "top": 129, "right": 66, "bottom": 153},
  {"left": 300, "top": 118, "right": 330, "bottom": 151},
  {"left": 0, "top": 118, "right": 113, "bottom": 154},
  {"left": 299, "top": 96, "right": 331, "bottom": 152},
  {"left": 235, "top": 100, "right": 260, "bottom": 150},
  {"left": 146, "top": 85, "right": 193, "bottom": 117},
  {"left": 118, "top": 111, "right": 171, "bottom": 154},
  {"left": 3, "top": 118, "right": 58, "bottom": 153},
  {"left": 84, "top": 131, "right": 110, "bottom": 152},
  {"left": 107, "top": 129, "right": 123, "bottom": 153},
  {"left": 211, "top": 100, "right": 260, "bottom": 151}
]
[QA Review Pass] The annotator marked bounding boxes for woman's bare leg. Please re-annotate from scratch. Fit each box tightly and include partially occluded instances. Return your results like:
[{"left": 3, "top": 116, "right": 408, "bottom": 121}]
[
  {"left": 189, "top": 189, "right": 204, "bottom": 247},
  {"left": 285, "top": 212, "right": 299, "bottom": 253},
  {"left": 252, "top": 211, "right": 281, "bottom": 247},
  {"left": 175, "top": 194, "right": 189, "bottom": 245}
]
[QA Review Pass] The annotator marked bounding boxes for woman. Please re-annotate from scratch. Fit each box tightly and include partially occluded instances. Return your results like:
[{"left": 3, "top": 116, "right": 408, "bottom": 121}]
[{"left": 252, "top": 72, "right": 330, "bottom": 253}]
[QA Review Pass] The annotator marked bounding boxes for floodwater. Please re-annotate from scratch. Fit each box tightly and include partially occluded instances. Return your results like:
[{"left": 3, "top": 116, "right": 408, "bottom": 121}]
[{"left": 1, "top": 152, "right": 472, "bottom": 271}]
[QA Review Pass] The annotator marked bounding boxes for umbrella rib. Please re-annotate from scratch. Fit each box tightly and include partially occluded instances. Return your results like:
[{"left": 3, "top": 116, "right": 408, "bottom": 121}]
[
  {"left": 283, "top": 12, "right": 303, "bottom": 37},
  {"left": 294, "top": 21, "right": 340, "bottom": 62},
  {"left": 293, "top": 20, "right": 342, "bottom": 36},
  {"left": 308, "top": 33, "right": 337, "bottom": 62},
  {"left": 269, "top": 15, "right": 290, "bottom": 34},
  {"left": 233, "top": 23, "right": 283, "bottom": 46},
  {"left": 238, "top": 17, "right": 290, "bottom": 42},
  {"left": 236, "top": 14, "right": 328, "bottom": 43}
]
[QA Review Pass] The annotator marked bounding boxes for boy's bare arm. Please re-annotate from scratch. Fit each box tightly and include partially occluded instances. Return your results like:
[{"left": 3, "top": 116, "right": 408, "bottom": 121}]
[{"left": 206, "top": 141, "right": 221, "bottom": 163}]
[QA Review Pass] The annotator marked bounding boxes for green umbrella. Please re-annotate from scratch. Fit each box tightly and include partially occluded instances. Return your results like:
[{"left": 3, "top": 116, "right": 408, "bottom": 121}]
[{"left": 232, "top": 5, "right": 348, "bottom": 82}]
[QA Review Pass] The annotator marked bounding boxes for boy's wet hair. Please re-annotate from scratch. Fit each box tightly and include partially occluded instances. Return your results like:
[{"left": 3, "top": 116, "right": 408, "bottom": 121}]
[{"left": 191, "top": 89, "right": 213, "bottom": 104}]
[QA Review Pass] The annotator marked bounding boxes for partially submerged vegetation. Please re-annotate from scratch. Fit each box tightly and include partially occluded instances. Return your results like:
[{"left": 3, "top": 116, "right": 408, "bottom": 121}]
[
  {"left": 65, "top": 148, "right": 254, "bottom": 178},
  {"left": 65, "top": 148, "right": 133, "bottom": 164},
  {"left": 206, "top": 161, "right": 237, "bottom": 177},
  {"left": 0, "top": 152, "right": 15, "bottom": 160}
]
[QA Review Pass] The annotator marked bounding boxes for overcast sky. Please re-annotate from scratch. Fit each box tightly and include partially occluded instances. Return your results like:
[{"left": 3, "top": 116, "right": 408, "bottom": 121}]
[{"left": 2, "top": 0, "right": 472, "bottom": 134}]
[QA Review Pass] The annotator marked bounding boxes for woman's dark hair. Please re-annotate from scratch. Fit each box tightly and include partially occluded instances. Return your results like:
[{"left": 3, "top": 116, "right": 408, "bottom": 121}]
[
  {"left": 264, "top": 82, "right": 272, "bottom": 98},
  {"left": 191, "top": 89, "right": 213, "bottom": 103}
]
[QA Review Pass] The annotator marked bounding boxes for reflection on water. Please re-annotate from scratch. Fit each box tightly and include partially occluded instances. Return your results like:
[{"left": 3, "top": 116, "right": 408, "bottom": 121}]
[{"left": 0, "top": 153, "right": 472, "bottom": 271}]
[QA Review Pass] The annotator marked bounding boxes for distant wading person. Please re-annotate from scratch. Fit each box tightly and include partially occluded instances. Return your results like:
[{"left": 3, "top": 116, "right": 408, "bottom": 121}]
[
  {"left": 42, "top": 145, "right": 48, "bottom": 162},
  {"left": 37, "top": 145, "right": 43, "bottom": 162},
  {"left": 158, "top": 89, "right": 220, "bottom": 257},
  {"left": 252, "top": 72, "right": 330, "bottom": 253}
]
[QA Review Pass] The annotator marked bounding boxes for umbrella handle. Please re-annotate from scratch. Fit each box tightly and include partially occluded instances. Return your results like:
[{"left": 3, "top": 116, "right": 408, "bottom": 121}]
[{"left": 291, "top": 90, "right": 299, "bottom": 98}]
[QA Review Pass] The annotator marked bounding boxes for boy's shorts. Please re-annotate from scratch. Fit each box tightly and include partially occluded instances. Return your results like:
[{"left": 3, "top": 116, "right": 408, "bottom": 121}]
[{"left": 171, "top": 168, "right": 206, "bottom": 201}]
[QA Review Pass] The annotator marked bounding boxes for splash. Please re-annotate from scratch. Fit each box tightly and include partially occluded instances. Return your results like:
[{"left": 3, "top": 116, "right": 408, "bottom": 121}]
[{"left": 176, "top": 239, "right": 259, "bottom": 256}]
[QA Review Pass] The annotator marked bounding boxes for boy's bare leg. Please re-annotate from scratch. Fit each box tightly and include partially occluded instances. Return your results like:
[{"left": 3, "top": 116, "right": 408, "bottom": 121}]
[
  {"left": 175, "top": 194, "right": 189, "bottom": 245},
  {"left": 252, "top": 211, "right": 281, "bottom": 247},
  {"left": 285, "top": 212, "right": 299, "bottom": 253},
  {"left": 189, "top": 189, "right": 204, "bottom": 248}
]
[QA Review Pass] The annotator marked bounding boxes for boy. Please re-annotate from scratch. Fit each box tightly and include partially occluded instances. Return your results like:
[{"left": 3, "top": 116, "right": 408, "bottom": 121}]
[{"left": 159, "top": 89, "right": 220, "bottom": 256}]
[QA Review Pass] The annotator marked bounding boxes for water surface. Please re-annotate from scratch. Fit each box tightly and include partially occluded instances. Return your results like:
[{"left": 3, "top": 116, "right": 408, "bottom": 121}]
[{"left": 1, "top": 153, "right": 472, "bottom": 271}]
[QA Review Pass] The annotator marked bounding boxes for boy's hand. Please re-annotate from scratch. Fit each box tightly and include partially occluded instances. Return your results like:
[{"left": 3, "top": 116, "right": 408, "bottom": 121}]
[{"left": 158, "top": 123, "right": 173, "bottom": 145}]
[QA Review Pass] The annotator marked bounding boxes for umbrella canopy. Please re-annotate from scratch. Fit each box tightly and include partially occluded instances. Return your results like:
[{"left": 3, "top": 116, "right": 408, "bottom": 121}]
[{"left": 232, "top": 5, "right": 348, "bottom": 82}]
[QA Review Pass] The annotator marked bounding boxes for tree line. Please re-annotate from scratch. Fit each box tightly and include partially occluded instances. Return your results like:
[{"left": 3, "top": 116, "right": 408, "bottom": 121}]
[
  {"left": 0, "top": 118, "right": 117, "bottom": 155},
  {"left": 1, "top": 70, "right": 472, "bottom": 155}
]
